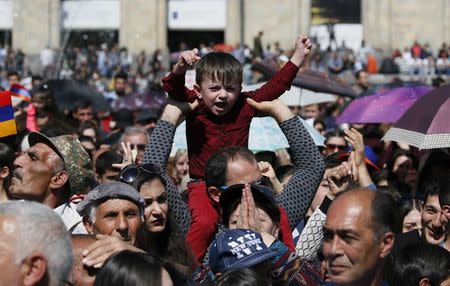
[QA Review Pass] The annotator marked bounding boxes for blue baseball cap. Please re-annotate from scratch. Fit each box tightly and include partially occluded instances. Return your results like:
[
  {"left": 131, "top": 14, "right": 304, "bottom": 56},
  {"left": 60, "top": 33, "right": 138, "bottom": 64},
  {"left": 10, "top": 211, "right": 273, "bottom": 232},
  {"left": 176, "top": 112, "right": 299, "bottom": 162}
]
[{"left": 209, "top": 229, "right": 278, "bottom": 274}]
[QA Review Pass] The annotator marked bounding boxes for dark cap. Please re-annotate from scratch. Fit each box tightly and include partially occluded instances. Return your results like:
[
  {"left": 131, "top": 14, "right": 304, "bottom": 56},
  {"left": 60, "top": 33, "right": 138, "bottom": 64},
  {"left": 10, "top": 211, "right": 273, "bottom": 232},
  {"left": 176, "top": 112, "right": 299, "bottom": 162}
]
[
  {"left": 28, "top": 132, "right": 95, "bottom": 195},
  {"left": 76, "top": 181, "right": 145, "bottom": 216},
  {"left": 111, "top": 109, "right": 134, "bottom": 130},
  {"left": 220, "top": 184, "right": 280, "bottom": 227},
  {"left": 136, "top": 108, "right": 159, "bottom": 124},
  {"left": 209, "top": 228, "right": 278, "bottom": 274}
]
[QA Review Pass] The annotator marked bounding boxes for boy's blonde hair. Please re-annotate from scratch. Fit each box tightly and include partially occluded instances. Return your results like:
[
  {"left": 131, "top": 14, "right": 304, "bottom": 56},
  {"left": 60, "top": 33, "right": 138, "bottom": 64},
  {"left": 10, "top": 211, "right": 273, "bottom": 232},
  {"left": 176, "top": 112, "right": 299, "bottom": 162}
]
[{"left": 195, "top": 52, "right": 243, "bottom": 86}]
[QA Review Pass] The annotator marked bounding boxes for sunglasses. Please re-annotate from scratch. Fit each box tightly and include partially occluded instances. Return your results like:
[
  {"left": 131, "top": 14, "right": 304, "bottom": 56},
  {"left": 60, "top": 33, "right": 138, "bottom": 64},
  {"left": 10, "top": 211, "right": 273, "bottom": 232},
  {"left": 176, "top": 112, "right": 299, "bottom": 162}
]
[
  {"left": 130, "top": 144, "right": 147, "bottom": 151},
  {"left": 120, "top": 163, "right": 161, "bottom": 183},
  {"left": 218, "top": 175, "right": 271, "bottom": 191},
  {"left": 326, "top": 144, "right": 347, "bottom": 151}
]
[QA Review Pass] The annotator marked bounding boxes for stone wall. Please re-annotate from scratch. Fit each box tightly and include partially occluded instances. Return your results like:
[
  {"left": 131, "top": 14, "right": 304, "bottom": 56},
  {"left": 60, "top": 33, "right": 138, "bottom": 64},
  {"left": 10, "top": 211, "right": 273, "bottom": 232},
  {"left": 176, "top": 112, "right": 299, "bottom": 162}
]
[
  {"left": 10, "top": 0, "right": 450, "bottom": 56},
  {"left": 242, "top": 0, "right": 310, "bottom": 52},
  {"left": 363, "top": 0, "right": 450, "bottom": 52},
  {"left": 12, "top": 0, "right": 60, "bottom": 54},
  {"left": 119, "top": 0, "right": 167, "bottom": 54}
]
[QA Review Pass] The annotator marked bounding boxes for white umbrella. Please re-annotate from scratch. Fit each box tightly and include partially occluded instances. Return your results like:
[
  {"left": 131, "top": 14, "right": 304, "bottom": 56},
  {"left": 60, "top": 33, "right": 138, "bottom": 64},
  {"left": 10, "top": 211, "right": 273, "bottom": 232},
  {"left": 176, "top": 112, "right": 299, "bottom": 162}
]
[
  {"left": 242, "top": 82, "right": 337, "bottom": 107},
  {"left": 171, "top": 117, "right": 325, "bottom": 155}
]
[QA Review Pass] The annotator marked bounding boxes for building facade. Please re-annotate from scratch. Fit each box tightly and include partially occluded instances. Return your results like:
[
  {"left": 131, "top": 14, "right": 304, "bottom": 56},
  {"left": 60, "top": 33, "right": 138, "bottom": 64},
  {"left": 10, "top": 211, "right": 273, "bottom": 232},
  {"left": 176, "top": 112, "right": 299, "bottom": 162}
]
[{"left": 1, "top": 0, "right": 448, "bottom": 55}]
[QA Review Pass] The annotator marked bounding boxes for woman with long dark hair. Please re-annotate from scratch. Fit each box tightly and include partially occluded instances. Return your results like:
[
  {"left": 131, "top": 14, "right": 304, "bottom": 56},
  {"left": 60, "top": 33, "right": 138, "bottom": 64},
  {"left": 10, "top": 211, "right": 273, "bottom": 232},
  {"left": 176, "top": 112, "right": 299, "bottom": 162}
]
[{"left": 120, "top": 164, "right": 196, "bottom": 271}]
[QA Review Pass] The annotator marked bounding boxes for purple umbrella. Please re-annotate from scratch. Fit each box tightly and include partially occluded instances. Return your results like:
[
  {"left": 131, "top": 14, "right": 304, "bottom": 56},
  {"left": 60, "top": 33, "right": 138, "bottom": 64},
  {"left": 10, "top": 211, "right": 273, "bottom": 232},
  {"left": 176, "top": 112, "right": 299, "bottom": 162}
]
[
  {"left": 336, "top": 86, "right": 432, "bottom": 124},
  {"left": 359, "top": 80, "right": 425, "bottom": 96},
  {"left": 383, "top": 84, "right": 450, "bottom": 149},
  {"left": 111, "top": 91, "right": 166, "bottom": 111}
]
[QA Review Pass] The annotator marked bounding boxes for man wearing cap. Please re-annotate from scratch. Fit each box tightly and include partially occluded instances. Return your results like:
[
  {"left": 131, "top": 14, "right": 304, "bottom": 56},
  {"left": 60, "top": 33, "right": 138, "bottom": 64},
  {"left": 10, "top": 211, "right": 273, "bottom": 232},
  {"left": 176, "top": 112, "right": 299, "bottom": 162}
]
[
  {"left": 10, "top": 132, "right": 96, "bottom": 233},
  {"left": 76, "top": 181, "right": 146, "bottom": 268},
  {"left": 77, "top": 181, "right": 145, "bottom": 246}
]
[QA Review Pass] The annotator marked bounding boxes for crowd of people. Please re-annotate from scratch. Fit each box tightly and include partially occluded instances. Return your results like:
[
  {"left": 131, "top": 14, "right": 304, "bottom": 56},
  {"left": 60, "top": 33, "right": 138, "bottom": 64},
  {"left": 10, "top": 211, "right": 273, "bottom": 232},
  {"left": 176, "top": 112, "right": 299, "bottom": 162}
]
[
  {"left": 0, "top": 32, "right": 449, "bottom": 286},
  {"left": 1, "top": 35, "right": 449, "bottom": 96},
  {"left": 306, "top": 39, "right": 450, "bottom": 77}
]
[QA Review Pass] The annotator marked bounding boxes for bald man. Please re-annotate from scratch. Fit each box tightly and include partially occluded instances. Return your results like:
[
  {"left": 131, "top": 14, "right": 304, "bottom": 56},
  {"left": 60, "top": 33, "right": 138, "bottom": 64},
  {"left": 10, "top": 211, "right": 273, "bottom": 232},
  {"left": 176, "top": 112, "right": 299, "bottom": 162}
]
[{"left": 322, "top": 188, "right": 395, "bottom": 286}]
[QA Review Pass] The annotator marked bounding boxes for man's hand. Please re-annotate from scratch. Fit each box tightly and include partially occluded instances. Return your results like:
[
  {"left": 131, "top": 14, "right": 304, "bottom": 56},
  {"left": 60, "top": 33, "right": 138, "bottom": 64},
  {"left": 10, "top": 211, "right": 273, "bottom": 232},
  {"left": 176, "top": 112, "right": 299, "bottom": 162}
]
[
  {"left": 290, "top": 36, "right": 312, "bottom": 67},
  {"left": 259, "top": 161, "right": 283, "bottom": 195},
  {"left": 344, "top": 128, "right": 365, "bottom": 167},
  {"left": 112, "top": 142, "right": 135, "bottom": 170},
  {"left": 259, "top": 161, "right": 276, "bottom": 181},
  {"left": 344, "top": 128, "right": 373, "bottom": 187},
  {"left": 173, "top": 49, "right": 201, "bottom": 75},
  {"left": 326, "top": 155, "right": 357, "bottom": 199},
  {"left": 246, "top": 98, "right": 294, "bottom": 123},
  {"left": 81, "top": 234, "right": 144, "bottom": 268},
  {"left": 160, "top": 98, "right": 199, "bottom": 125}
]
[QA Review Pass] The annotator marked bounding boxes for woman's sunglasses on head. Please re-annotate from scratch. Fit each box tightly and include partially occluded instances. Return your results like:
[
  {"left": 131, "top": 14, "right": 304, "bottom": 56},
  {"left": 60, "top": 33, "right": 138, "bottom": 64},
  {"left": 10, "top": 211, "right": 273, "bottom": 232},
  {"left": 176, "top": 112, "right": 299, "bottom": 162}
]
[{"left": 120, "top": 163, "right": 161, "bottom": 183}]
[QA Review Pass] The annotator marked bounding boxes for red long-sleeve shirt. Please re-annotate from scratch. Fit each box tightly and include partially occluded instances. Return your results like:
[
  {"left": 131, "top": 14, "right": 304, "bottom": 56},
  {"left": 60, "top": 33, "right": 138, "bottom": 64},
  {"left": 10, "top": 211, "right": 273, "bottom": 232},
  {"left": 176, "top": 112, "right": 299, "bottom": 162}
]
[{"left": 162, "top": 61, "right": 299, "bottom": 178}]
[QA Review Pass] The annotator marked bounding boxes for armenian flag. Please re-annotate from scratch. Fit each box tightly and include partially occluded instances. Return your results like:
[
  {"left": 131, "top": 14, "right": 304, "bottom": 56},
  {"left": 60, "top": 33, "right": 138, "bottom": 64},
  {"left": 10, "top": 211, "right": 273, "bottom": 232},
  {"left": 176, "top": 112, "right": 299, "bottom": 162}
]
[
  {"left": 10, "top": 83, "right": 31, "bottom": 102},
  {"left": 0, "top": 90, "right": 17, "bottom": 137}
]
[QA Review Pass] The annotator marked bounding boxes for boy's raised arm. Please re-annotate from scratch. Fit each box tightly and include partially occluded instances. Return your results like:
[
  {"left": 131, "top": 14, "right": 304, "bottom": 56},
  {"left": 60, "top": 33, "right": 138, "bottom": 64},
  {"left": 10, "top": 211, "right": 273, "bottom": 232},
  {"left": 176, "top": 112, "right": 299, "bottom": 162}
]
[
  {"left": 173, "top": 48, "right": 201, "bottom": 75},
  {"left": 290, "top": 37, "right": 312, "bottom": 67},
  {"left": 162, "top": 49, "right": 200, "bottom": 102},
  {"left": 245, "top": 36, "right": 312, "bottom": 102}
]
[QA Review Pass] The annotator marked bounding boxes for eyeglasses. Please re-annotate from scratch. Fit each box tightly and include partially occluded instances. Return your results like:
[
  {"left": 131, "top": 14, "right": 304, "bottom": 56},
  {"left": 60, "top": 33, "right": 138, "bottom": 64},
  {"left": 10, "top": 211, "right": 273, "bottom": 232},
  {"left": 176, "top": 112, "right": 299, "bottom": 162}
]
[
  {"left": 120, "top": 163, "right": 161, "bottom": 183},
  {"left": 130, "top": 144, "right": 147, "bottom": 151},
  {"left": 218, "top": 175, "right": 271, "bottom": 191},
  {"left": 326, "top": 144, "right": 347, "bottom": 152}
]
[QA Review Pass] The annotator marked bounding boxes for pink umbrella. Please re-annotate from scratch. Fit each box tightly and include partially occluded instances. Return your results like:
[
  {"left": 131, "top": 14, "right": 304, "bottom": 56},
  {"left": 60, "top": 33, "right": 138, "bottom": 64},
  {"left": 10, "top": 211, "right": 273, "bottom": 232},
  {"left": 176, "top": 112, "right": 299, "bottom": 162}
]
[
  {"left": 383, "top": 84, "right": 450, "bottom": 149},
  {"left": 336, "top": 86, "right": 432, "bottom": 124}
]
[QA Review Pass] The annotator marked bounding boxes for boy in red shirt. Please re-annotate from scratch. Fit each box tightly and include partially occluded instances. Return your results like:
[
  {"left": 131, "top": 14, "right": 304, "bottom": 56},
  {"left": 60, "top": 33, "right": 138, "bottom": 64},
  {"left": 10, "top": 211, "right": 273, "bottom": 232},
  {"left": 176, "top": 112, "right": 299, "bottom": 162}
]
[{"left": 162, "top": 36, "right": 311, "bottom": 261}]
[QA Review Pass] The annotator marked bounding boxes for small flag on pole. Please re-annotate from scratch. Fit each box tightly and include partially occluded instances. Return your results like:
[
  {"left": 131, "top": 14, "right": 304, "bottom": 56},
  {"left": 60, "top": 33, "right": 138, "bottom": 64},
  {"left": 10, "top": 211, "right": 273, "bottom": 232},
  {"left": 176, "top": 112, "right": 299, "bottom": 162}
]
[
  {"left": 10, "top": 84, "right": 31, "bottom": 103},
  {"left": 0, "top": 90, "right": 17, "bottom": 138}
]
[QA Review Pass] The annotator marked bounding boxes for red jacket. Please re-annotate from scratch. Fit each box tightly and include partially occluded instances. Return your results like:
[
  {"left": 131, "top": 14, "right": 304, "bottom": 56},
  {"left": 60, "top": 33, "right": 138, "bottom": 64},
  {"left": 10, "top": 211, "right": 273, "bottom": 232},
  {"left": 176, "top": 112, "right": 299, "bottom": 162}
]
[{"left": 162, "top": 61, "right": 299, "bottom": 178}]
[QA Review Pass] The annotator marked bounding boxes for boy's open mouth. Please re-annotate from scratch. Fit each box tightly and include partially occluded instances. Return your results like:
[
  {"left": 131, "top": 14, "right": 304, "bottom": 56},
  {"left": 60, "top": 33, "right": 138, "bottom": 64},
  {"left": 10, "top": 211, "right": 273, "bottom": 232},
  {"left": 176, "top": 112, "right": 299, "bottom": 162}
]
[{"left": 215, "top": 102, "right": 227, "bottom": 109}]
